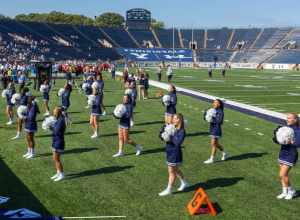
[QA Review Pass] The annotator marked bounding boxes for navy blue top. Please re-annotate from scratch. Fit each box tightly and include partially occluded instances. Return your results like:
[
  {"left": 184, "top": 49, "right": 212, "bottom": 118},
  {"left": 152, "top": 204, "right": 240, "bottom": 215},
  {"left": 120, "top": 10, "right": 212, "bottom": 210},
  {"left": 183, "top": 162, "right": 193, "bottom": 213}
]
[
  {"left": 25, "top": 102, "right": 39, "bottom": 131},
  {"left": 166, "top": 91, "right": 177, "bottom": 114},
  {"left": 52, "top": 116, "right": 66, "bottom": 150},
  {"left": 91, "top": 93, "right": 103, "bottom": 115},
  {"left": 165, "top": 128, "right": 185, "bottom": 164},
  {"left": 119, "top": 103, "right": 133, "bottom": 128},
  {"left": 144, "top": 78, "right": 149, "bottom": 89},
  {"left": 209, "top": 108, "right": 224, "bottom": 137},
  {"left": 97, "top": 80, "right": 104, "bottom": 93},
  {"left": 139, "top": 77, "right": 146, "bottom": 86},
  {"left": 61, "top": 89, "right": 71, "bottom": 109},
  {"left": 19, "top": 94, "right": 29, "bottom": 106},
  {"left": 6, "top": 89, "right": 15, "bottom": 106}
]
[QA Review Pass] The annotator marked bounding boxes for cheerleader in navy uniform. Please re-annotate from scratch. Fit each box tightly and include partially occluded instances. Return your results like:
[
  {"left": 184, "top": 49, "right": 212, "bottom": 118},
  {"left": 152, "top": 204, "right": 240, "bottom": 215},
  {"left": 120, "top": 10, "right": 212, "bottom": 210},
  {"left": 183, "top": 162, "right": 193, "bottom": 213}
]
[
  {"left": 96, "top": 74, "right": 106, "bottom": 116},
  {"left": 5, "top": 82, "right": 15, "bottom": 125},
  {"left": 50, "top": 106, "right": 66, "bottom": 182},
  {"left": 204, "top": 99, "right": 228, "bottom": 164},
  {"left": 277, "top": 113, "right": 300, "bottom": 200},
  {"left": 138, "top": 71, "right": 146, "bottom": 100},
  {"left": 90, "top": 88, "right": 102, "bottom": 139},
  {"left": 113, "top": 94, "right": 142, "bottom": 157},
  {"left": 23, "top": 96, "right": 40, "bottom": 159},
  {"left": 159, "top": 113, "right": 189, "bottom": 196},
  {"left": 127, "top": 76, "right": 137, "bottom": 127},
  {"left": 41, "top": 80, "right": 50, "bottom": 116},
  {"left": 165, "top": 84, "right": 177, "bottom": 124},
  {"left": 61, "top": 82, "right": 72, "bottom": 124},
  {"left": 144, "top": 73, "right": 149, "bottom": 99},
  {"left": 11, "top": 87, "right": 31, "bottom": 140}
]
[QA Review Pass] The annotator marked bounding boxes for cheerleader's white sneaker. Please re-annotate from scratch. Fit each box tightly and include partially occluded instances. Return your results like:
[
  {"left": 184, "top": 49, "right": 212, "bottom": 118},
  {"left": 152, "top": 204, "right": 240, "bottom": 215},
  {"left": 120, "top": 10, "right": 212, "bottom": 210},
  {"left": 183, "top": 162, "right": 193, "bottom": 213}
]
[
  {"left": 285, "top": 190, "right": 297, "bottom": 200},
  {"left": 177, "top": 182, "right": 189, "bottom": 191},
  {"left": 135, "top": 145, "right": 142, "bottom": 156},
  {"left": 277, "top": 192, "right": 288, "bottom": 199},
  {"left": 221, "top": 152, "right": 228, "bottom": 161},
  {"left": 91, "top": 133, "right": 98, "bottom": 139},
  {"left": 6, "top": 120, "right": 13, "bottom": 125},
  {"left": 204, "top": 158, "right": 214, "bottom": 164},
  {"left": 159, "top": 188, "right": 172, "bottom": 196},
  {"left": 54, "top": 173, "right": 64, "bottom": 182},
  {"left": 113, "top": 152, "right": 124, "bottom": 158},
  {"left": 102, "top": 111, "right": 106, "bottom": 116},
  {"left": 11, "top": 134, "right": 21, "bottom": 140},
  {"left": 25, "top": 154, "right": 35, "bottom": 159},
  {"left": 23, "top": 152, "right": 30, "bottom": 158},
  {"left": 51, "top": 173, "right": 59, "bottom": 180}
]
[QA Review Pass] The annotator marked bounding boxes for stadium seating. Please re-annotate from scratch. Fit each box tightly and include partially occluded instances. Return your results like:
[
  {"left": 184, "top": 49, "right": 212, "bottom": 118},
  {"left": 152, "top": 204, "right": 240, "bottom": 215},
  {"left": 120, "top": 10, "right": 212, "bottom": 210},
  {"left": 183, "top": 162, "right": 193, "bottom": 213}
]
[
  {"left": 276, "top": 28, "right": 300, "bottom": 49},
  {"left": 197, "top": 49, "right": 233, "bottom": 62},
  {"left": 231, "top": 49, "right": 279, "bottom": 63},
  {"left": 268, "top": 50, "right": 300, "bottom": 63},
  {"left": 206, "top": 28, "right": 232, "bottom": 49},
  {"left": 252, "top": 28, "right": 290, "bottom": 49},
  {"left": 155, "top": 29, "right": 181, "bottom": 48},
  {"left": 129, "top": 29, "right": 158, "bottom": 48},
  {"left": 229, "top": 28, "right": 261, "bottom": 49},
  {"left": 101, "top": 28, "right": 137, "bottom": 48},
  {"left": 180, "top": 29, "right": 205, "bottom": 49}
]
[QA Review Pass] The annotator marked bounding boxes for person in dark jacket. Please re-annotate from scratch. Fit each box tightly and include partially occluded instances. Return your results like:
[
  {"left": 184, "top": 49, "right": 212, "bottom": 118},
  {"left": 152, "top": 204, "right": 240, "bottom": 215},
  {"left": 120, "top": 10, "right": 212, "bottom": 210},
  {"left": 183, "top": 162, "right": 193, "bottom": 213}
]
[
  {"left": 159, "top": 113, "right": 189, "bottom": 196},
  {"left": 50, "top": 106, "right": 66, "bottom": 182},
  {"left": 11, "top": 87, "right": 31, "bottom": 140},
  {"left": 23, "top": 96, "right": 40, "bottom": 159},
  {"left": 96, "top": 73, "right": 106, "bottom": 116},
  {"left": 113, "top": 95, "right": 142, "bottom": 157},
  {"left": 90, "top": 88, "right": 103, "bottom": 139},
  {"left": 41, "top": 79, "right": 50, "bottom": 116},
  {"left": 204, "top": 99, "right": 228, "bottom": 164},
  {"left": 138, "top": 70, "right": 146, "bottom": 101},
  {"left": 277, "top": 113, "right": 300, "bottom": 200},
  {"left": 165, "top": 84, "right": 177, "bottom": 124},
  {"left": 61, "top": 82, "right": 72, "bottom": 124}
]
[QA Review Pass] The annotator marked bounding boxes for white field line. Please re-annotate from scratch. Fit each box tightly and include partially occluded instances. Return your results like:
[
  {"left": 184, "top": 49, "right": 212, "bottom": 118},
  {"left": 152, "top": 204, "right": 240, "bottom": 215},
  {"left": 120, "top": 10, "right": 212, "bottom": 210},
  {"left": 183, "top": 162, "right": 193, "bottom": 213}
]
[
  {"left": 116, "top": 72, "right": 287, "bottom": 122},
  {"left": 257, "top": 132, "right": 264, "bottom": 136}
]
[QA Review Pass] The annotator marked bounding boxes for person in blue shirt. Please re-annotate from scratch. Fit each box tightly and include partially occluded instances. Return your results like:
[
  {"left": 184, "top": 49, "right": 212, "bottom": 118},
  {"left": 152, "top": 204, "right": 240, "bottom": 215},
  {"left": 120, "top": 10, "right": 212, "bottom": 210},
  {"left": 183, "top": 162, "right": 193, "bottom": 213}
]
[
  {"left": 276, "top": 113, "right": 300, "bottom": 200},
  {"left": 23, "top": 96, "right": 40, "bottom": 159},
  {"left": 5, "top": 82, "right": 15, "bottom": 125},
  {"left": 204, "top": 99, "right": 228, "bottom": 164},
  {"left": 18, "top": 71, "right": 26, "bottom": 92},
  {"left": 50, "top": 106, "right": 66, "bottom": 182},
  {"left": 61, "top": 82, "right": 72, "bottom": 124},
  {"left": 41, "top": 79, "right": 50, "bottom": 116},
  {"left": 11, "top": 87, "right": 31, "bottom": 140},
  {"left": 113, "top": 94, "right": 142, "bottom": 157},
  {"left": 90, "top": 88, "right": 103, "bottom": 139},
  {"left": 165, "top": 84, "right": 177, "bottom": 124},
  {"left": 159, "top": 113, "right": 189, "bottom": 196}
]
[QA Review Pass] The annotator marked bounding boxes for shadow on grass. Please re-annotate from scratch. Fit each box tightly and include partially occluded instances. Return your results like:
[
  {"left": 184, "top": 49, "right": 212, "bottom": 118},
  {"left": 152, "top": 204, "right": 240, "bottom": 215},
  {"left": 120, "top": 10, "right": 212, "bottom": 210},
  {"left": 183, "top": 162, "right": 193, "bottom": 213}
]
[
  {"left": 67, "top": 165, "right": 134, "bottom": 180},
  {"left": 175, "top": 177, "right": 244, "bottom": 194},
  {"left": 226, "top": 152, "right": 268, "bottom": 161},
  {"left": 186, "top": 131, "right": 210, "bottom": 137},
  {"left": 36, "top": 131, "right": 81, "bottom": 138},
  {"left": 135, "top": 120, "right": 164, "bottom": 126},
  {"left": 101, "top": 130, "right": 145, "bottom": 137},
  {"left": 0, "top": 158, "right": 50, "bottom": 215},
  {"left": 126, "top": 147, "right": 165, "bottom": 156},
  {"left": 38, "top": 147, "right": 98, "bottom": 157}
]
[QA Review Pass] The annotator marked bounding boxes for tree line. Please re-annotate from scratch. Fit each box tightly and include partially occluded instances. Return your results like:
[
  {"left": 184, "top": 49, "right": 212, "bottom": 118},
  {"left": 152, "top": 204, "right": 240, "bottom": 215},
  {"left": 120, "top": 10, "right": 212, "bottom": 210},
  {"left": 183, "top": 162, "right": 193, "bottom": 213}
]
[{"left": 0, "top": 11, "right": 164, "bottom": 29}]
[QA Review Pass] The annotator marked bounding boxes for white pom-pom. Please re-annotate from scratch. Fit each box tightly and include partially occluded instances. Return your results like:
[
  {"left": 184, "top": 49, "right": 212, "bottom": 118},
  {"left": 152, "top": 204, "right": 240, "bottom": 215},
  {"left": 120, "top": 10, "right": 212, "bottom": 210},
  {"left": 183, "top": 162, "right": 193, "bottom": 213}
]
[
  {"left": 1, "top": 89, "right": 9, "bottom": 98},
  {"left": 125, "top": 89, "right": 133, "bottom": 96},
  {"left": 42, "top": 116, "right": 57, "bottom": 130},
  {"left": 161, "top": 132, "right": 171, "bottom": 142},
  {"left": 205, "top": 108, "right": 217, "bottom": 123},
  {"left": 276, "top": 126, "right": 295, "bottom": 145},
  {"left": 113, "top": 104, "right": 127, "bottom": 118},
  {"left": 40, "top": 85, "right": 49, "bottom": 93},
  {"left": 57, "top": 88, "right": 65, "bottom": 97},
  {"left": 87, "top": 95, "right": 96, "bottom": 106},
  {"left": 162, "top": 95, "right": 171, "bottom": 106},
  {"left": 91, "top": 82, "right": 99, "bottom": 90},
  {"left": 161, "top": 124, "right": 176, "bottom": 142},
  {"left": 82, "top": 83, "right": 89, "bottom": 91},
  {"left": 11, "top": 93, "right": 21, "bottom": 104},
  {"left": 17, "top": 105, "right": 28, "bottom": 119}
]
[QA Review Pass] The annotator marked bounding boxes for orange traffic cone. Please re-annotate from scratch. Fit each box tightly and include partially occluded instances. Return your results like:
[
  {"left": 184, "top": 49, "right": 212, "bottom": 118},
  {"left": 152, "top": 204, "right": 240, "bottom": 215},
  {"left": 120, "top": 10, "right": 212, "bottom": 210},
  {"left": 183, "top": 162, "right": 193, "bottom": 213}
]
[{"left": 187, "top": 188, "right": 217, "bottom": 216}]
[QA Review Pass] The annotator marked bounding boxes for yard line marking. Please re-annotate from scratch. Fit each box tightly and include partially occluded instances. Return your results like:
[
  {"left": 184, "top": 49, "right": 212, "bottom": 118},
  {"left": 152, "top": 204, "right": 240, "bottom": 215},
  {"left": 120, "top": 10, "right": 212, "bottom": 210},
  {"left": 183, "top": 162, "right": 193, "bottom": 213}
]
[
  {"left": 257, "top": 132, "right": 264, "bottom": 136},
  {"left": 234, "top": 123, "right": 240, "bottom": 126},
  {"left": 195, "top": 108, "right": 199, "bottom": 110},
  {"left": 225, "top": 120, "right": 229, "bottom": 122},
  {"left": 63, "top": 216, "right": 127, "bottom": 219},
  {"left": 245, "top": 128, "right": 251, "bottom": 131}
]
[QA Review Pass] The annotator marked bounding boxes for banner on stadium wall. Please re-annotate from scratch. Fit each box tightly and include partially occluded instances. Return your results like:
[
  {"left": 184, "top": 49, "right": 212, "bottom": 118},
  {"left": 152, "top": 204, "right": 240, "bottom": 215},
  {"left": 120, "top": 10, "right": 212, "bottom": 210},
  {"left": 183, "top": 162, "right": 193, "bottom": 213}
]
[
  {"left": 230, "top": 63, "right": 258, "bottom": 69},
  {"left": 116, "top": 48, "right": 193, "bottom": 62},
  {"left": 263, "top": 63, "right": 293, "bottom": 70}
]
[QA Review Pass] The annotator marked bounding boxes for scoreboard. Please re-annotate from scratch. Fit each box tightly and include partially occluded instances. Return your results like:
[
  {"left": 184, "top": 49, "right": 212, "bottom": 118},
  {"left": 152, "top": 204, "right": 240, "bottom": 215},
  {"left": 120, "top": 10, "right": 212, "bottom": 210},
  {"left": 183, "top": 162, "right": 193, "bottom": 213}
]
[{"left": 126, "top": 8, "right": 151, "bottom": 30}]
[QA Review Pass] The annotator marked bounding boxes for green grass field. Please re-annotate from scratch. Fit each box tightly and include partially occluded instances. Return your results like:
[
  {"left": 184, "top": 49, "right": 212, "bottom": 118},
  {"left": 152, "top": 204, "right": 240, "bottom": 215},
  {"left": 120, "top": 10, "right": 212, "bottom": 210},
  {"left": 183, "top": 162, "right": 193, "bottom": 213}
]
[
  {"left": 145, "top": 68, "right": 300, "bottom": 113},
  {"left": 1, "top": 69, "right": 300, "bottom": 220}
]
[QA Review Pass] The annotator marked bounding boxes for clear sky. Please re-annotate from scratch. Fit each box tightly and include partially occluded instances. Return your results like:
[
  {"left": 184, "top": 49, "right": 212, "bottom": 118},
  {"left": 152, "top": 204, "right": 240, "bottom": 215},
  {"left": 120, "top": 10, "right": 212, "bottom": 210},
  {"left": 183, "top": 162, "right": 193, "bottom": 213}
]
[{"left": 1, "top": 0, "right": 299, "bottom": 28}]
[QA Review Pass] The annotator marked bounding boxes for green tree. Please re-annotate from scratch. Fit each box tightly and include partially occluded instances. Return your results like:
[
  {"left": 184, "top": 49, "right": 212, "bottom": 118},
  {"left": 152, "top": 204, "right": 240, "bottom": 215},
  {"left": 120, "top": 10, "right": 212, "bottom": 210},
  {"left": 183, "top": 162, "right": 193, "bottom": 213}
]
[
  {"left": 95, "top": 12, "right": 124, "bottom": 27},
  {"left": 151, "top": 18, "right": 165, "bottom": 30}
]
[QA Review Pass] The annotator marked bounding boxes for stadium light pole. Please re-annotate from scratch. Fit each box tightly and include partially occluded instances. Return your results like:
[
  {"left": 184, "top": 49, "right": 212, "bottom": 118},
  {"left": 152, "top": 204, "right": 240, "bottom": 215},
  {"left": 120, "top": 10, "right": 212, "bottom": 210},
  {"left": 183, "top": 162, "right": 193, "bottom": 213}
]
[{"left": 172, "top": 25, "right": 175, "bottom": 57}]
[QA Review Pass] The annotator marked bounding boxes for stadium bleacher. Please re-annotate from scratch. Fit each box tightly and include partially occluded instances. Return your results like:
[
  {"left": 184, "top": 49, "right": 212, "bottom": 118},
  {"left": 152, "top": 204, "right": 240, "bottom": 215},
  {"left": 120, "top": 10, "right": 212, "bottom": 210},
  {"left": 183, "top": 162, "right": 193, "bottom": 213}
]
[
  {"left": 206, "top": 28, "right": 232, "bottom": 49},
  {"left": 229, "top": 28, "right": 261, "bottom": 49},
  {"left": 129, "top": 29, "right": 158, "bottom": 48},
  {"left": 180, "top": 29, "right": 205, "bottom": 49},
  {"left": 155, "top": 29, "right": 181, "bottom": 48},
  {"left": 197, "top": 49, "right": 233, "bottom": 62},
  {"left": 268, "top": 50, "right": 300, "bottom": 63}
]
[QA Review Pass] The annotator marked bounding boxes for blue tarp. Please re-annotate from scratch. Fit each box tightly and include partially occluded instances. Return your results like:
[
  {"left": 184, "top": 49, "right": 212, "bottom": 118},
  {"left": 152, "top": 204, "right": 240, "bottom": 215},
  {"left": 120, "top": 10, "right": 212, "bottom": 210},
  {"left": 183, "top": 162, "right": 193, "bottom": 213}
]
[{"left": 117, "top": 48, "right": 193, "bottom": 62}]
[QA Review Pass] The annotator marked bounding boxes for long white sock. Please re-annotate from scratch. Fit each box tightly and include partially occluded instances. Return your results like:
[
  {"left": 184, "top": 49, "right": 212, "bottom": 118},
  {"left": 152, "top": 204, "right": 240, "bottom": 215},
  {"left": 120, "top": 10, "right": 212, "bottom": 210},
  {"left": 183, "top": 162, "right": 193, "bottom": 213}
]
[
  {"left": 210, "top": 155, "right": 214, "bottom": 160},
  {"left": 179, "top": 178, "right": 186, "bottom": 185},
  {"left": 166, "top": 184, "right": 172, "bottom": 191},
  {"left": 288, "top": 186, "right": 294, "bottom": 193},
  {"left": 283, "top": 187, "right": 288, "bottom": 194}
]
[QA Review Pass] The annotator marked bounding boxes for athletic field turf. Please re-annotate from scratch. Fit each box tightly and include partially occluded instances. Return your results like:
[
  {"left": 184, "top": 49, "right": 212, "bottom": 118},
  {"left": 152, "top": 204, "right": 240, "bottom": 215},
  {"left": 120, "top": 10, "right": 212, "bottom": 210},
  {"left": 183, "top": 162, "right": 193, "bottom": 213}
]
[
  {"left": 0, "top": 70, "right": 300, "bottom": 219},
  {"left": 145, "top": 68, "right": 300, "bottom": 113}
]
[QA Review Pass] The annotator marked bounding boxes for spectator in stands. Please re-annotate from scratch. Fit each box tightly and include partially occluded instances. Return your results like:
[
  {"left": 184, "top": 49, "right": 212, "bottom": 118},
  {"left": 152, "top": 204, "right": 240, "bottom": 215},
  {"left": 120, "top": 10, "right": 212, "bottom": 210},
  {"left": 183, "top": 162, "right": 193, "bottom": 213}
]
[
  {"left": 166, "top": 64, "right": 173, "bottom": 83},
  {"left": 18, "top": 70, "right": 27, "bottom": 92},
  {"left": 110, "top": 62, "right": 116, "bottom": 80}
]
